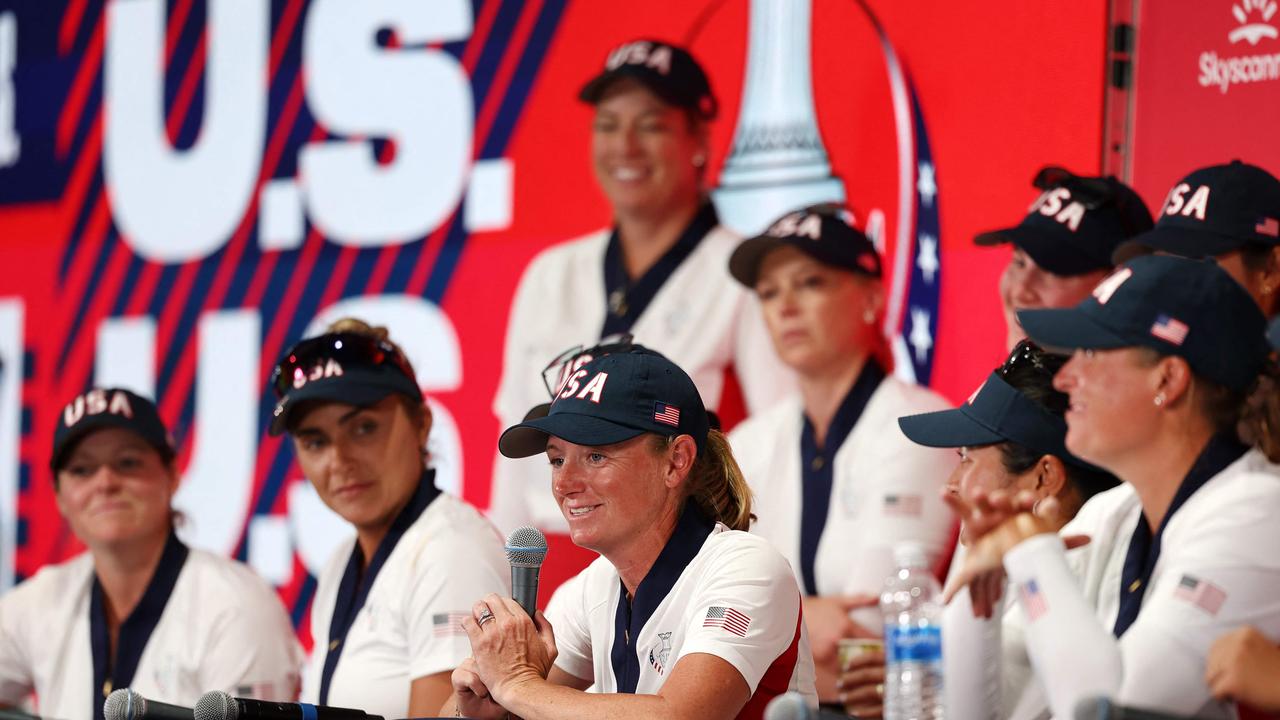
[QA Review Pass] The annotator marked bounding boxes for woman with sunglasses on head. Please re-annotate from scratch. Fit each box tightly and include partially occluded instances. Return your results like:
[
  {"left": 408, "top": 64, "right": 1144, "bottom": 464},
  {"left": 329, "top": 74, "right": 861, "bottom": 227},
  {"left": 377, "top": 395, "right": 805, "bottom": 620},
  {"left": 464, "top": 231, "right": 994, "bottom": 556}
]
[
  {"left": 0, "top": 388, "right": 301, "bottom": 720},
  {"left": 976, "top": 167, "right": 1153, "bottom": 351},
  {"left": 945, "top": 255, "right": 1280, "bottom": 718},
  {"left": 269, "top": 318, "right": 509, "bottom": 719},
  {"left": 491, "top": 38, "right": 791, "bottom": 538},
  {"left": 724, "top": 207, "right": 956, "bottom": 706},
  {"left": 831, "top": 342, "right": 1116, "bottom": 720},
  {"left": 447, "top": 346, "right": 815, "bottom": 720}
]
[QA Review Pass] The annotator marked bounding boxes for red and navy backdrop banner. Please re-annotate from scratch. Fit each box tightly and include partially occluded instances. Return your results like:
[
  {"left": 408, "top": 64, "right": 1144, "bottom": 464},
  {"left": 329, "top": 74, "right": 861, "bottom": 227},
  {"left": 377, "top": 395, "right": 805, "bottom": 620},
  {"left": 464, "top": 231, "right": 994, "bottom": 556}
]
[{"left": 0, "top": 0, "right": 1118, "bottom": 644}]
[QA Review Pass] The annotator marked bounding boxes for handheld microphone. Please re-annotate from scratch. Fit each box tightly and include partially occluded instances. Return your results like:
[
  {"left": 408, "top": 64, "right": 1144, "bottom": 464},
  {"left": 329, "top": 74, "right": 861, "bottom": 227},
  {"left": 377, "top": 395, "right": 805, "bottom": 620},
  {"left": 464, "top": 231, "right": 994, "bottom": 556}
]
[
  {"left": 763, "top": 692, "right": 851, "bottom": 720},
  {"left": 192, "top": 691, "right": 382, "bottom": 720},
  {"left": 104, "top": 689, "right": 194, "bottom": 720},
  {"left": 1074, "top": 697, "right": 1194, "bottom": 720},
  {"left": 505, "top": 526, "right": 548, "bottom": 617}
]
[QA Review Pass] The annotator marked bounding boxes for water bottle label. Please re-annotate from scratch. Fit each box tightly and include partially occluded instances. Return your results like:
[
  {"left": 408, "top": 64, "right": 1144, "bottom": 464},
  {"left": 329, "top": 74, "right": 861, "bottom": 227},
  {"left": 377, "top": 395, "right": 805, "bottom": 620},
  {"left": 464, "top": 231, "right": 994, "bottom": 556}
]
[{"left": 885, "top": 625, "right": 942, "bottom": 663}]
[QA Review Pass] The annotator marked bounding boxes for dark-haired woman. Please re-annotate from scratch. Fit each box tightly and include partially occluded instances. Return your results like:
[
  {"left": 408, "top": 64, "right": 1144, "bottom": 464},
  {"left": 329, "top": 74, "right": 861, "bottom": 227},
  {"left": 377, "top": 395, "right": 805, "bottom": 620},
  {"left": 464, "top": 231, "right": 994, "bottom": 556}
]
[
  {"left": 271, "top": 318, "right": 509, "bottom": 718},
  {"left": 947, "top": 256, "right": 1280, "bottom": 718},
  {"left": 449, "top": 347, "right": 815, "bottom": 720}
]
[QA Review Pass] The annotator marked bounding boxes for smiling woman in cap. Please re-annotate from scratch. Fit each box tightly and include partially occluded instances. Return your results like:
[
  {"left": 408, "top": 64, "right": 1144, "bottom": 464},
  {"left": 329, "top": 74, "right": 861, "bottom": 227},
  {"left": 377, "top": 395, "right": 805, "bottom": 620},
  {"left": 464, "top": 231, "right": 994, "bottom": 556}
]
[
  {"left": 945, "top": 255, "right": 1280, "bottom": 718},
  {"left": 725, "top": 206, "right": 956, "bottom": 706},
  {"left": 976, "top": 166, "right": 1154, "bottom": 351},
  {"left": 489, "top": 38, "right": 791, "bottom": 542},
  {"left": 270, "top": 318, "right": 508, "bottom": 719},
  {"left": 448, "top": 346, "right": 815, "bottom": 720},
  {"left": 0, "top": 388, "right": 301, "bottom": 720}
]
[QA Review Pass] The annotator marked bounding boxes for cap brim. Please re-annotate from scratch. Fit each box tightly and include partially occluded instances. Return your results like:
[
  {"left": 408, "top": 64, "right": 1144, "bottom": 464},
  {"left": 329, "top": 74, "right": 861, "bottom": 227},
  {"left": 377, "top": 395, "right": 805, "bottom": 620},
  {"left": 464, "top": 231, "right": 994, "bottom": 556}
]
[
  {"left": 1017, "top": 306, "right": 1133, "bottom": 352},
  {"left": 51, "top": 417, "right": 168, "bottom": 471},
  {"left": 1124, "top": 225, "right": 1250, "bottom": 259},
  {"left": 269, "top": 381, "right": 401, "bottom": 436},
  {"left": 897, "top": 407, "right": 1006, "bottom": 449},
  {"left": 977, "top": 226, "right": 1109, "bottom": 276},
  {"left": 579, "top": 68, "right": 690, "bottom": 109},
  {"left": 728, "top": 236, "right": 789, "bottom": 286},
  {"left": 498, "top": 412, "right": 647, "bottom": 458}
]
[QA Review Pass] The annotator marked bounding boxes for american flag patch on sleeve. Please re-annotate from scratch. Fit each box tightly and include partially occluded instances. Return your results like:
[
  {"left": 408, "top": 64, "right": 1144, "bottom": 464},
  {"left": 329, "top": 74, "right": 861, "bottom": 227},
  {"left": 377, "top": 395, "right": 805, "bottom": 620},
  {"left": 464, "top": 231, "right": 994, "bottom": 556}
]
[
  {"left": 1150, "top": 314, "right": 1189, "bottom": 346},
  {"left": 432, "top": 612, "right": 470, "bottom": 637},
  {"left": 1173, "top": 574, "right": 1226, "bottom": 616},
  {"left": 654, "top": 402, "right": 680, "bottom": 427},
  {"left": 884, "top": 494, "right": 923, "bottom": 517},
  {"left": 1018, "top": 579, "right": 1049, "bottom": 621},
  {"left": 703, "top": 606, "right": 751, "bottom": 637}
]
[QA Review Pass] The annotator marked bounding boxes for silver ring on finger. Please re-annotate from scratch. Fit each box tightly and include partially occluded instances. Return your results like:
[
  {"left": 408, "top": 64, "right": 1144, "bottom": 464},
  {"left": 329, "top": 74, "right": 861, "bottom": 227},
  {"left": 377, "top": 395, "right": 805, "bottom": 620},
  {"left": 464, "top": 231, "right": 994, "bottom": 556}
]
[{"left": 477, "top": 607, "right": 495, "bottom": 627}]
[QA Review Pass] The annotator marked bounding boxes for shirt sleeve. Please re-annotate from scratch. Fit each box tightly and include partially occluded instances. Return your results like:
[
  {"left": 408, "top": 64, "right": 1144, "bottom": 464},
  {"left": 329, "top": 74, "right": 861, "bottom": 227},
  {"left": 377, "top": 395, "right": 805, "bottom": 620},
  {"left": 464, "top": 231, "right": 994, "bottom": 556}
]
[
  {"left": 197, "top": 572, "right": 304, "bottom": 701},
  {"left": 679, "top": 539, "right": 805, "bottom": 692},
  {"left": 0, "top": 588, "right": 34, "bottom": 704},
  {"left": 544, "top": 571, "right": 594, "bottom": 683},
  {"left": 405, "top": 528, "right": 511, "bottom": 680},
  {"left": 942, "top": 586, "right": 1003, "bottom": 720}
]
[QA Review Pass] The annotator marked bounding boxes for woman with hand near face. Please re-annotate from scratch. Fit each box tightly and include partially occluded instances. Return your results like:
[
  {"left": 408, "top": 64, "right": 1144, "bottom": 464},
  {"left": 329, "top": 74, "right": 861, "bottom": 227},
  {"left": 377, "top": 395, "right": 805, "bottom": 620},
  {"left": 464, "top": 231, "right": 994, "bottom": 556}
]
[
  {"left": 449, "top": 347, "right": 815, "bottom": 720},
  {"left": 947, "top": 255, "right": 1280, "bottom": 719},
  {"left": 271, "top": 318, "right": 508, "bottom": 719},
  {"left": 0, "top": 389, "right": 301, "bottom": 720},
  {"left": 491, "top": 38, "right": 791, "bottom": 538},
  {"left": 724, "top": 207, "right": 956, "bottom": 706}
]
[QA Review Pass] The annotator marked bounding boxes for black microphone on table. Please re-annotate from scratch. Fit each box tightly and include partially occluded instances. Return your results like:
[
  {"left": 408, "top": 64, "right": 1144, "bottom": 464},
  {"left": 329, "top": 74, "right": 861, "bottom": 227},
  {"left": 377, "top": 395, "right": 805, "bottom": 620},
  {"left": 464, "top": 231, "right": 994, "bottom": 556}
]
[
  {"left": 505, "top": 526, "right": 548, "bottom": 617},
  {"left": 192, "top": 691, "right": 382, "bottom": 720},
  {"left": 1074, "top": 697, "right": 1195, "bottom": 720},
  {"left": 763, "top": 692, "right": 851, "bottom": 720},
  {"left": 104, "top": 689, "right": 194, "bottom": 720}
]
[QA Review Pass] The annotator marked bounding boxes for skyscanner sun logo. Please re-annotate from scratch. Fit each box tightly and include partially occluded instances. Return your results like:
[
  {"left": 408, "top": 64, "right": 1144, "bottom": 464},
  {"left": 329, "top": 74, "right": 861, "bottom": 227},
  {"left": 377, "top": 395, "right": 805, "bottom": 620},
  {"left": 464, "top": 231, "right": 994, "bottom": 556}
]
[{"left": 1229, "top": 0, "right": 1279, "bottom": 45}]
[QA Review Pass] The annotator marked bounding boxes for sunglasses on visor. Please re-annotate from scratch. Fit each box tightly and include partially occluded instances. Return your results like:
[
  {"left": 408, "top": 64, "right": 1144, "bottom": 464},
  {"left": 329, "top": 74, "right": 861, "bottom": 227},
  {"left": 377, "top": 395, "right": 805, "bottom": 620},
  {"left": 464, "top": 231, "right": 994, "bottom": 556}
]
[{"left": 269, "top": 332, "right": 417, "bottom": 398}]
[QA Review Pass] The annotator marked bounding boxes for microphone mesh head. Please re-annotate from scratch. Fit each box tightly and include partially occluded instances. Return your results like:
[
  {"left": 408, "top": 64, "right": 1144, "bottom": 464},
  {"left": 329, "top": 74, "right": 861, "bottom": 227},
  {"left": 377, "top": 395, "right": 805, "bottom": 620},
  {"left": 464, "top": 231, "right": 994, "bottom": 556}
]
[
  {"left": 194, "top": 690, "right": 238, "bottom": 720},
  {"left": 505, "top": 525, "right": 548, "bottom": 567},
  {"left": 103, "top": 688, "right": 138, "bottom": 720}
]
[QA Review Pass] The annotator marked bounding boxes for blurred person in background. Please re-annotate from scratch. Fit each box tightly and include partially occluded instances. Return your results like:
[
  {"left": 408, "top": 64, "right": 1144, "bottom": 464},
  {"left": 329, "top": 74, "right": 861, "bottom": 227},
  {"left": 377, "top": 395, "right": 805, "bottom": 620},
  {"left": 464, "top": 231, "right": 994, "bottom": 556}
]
[
  {"left": 0, "top": 388, "right": 301, "bottom": 720},
  {"left": 270, "top": 319, "right": 508, "bottom": 718},
  {"left": 491, "top": 38, "right": 791, "bottom": 539},
  {"left": 725, "top": 207, "right": 955, "bottom": 705},
  {"left": 976, "top": 166, "right": 1153, "bottom": 351}
]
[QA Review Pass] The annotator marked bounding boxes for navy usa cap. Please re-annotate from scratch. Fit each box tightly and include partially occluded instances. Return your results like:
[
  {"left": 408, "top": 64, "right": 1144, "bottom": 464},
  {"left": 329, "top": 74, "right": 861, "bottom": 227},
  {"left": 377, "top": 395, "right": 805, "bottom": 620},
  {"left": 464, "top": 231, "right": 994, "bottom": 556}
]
[
  {"left": 728, "top": 207, "right": 882, "bottom": 287},
  {"left": 1019, "top": 255, "right": 1270, "bottom": 392},
  {"left": 579, "top": 39, "right": 717, "bottom": 120},
  {"left": 499, "top": 347, "right": 710, "bottom": 458},
  {"left": 52, "top": 388, "right": 175, "bottom": 471},
  {"left": 1114, "top": 161, "right": 1280, "bottom": 261},
  {"left": 976, "top": 167, "right": 1153, "bottom": 276}
]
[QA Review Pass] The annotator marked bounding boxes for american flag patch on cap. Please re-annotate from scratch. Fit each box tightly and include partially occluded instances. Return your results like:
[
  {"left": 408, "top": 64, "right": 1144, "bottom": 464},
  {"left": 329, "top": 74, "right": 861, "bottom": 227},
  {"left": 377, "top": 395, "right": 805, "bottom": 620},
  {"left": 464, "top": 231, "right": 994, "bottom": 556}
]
[
  {"left": 1257, "top": 217, "right": 1279, "bottom": 237},
  {"left": 703, "top": 606, "right": 751, "bottom": 636},
  {"left": 1173, "top": 574, "right": 1226, "bottom": 616},
  {"left": 1019, "top": 579, "right": 1049, "bottom": 621},
  {"left": 432, "top": 612, "right": 470, "bottom": 637},
  {"left": 654, "top": 402, "right": 680, "bottom": 427},
  {"left": 884, "top": 494, "right": 923, "bottom": 516},
  {"left": 1150, "top": 314, "right": 1189, "bottom": 346}
]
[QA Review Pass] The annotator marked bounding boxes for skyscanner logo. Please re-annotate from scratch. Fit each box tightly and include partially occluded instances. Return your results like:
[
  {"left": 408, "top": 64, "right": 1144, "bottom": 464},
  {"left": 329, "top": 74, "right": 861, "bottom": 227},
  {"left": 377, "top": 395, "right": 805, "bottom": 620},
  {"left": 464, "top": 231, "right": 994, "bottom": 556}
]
[{"left": 1197, "top": 0, "right": 1280, "bottom": 93}]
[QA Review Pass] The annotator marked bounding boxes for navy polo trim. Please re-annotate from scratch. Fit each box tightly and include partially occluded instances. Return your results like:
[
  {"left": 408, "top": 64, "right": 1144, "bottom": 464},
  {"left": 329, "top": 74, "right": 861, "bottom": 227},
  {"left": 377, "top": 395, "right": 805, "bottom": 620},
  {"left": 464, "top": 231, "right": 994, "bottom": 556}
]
[
  {"left": 318, "top": 469, "right": 442, "bottom": 703},
  {"left": 90, "top": 532, "right": 189, "bottom": 720},
  {"left": 798, "top": 360, "right": 886, "bottom": 596},
  {"left": 1112, "top": 434, "right": 1247, "bottom": 637},
  {"left": 610, "top": 502, "right": 714, "bottom": 693},
  {"left": 600, "top": 203, "right": 718, "bottom": 337}
]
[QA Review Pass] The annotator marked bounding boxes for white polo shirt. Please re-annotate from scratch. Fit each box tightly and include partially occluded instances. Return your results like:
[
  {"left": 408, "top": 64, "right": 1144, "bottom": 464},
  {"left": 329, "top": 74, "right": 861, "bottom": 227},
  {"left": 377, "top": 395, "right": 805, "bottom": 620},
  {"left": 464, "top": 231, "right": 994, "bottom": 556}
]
[
  {"left": 0, "top": 538, "right": 302, "bottom": 720},
  {"left": 301, "top": 480, "right": 509, "bottom": 720},
  {"left": 489, "top": 215, "right": 795, "bottom": 534},
  {"left": 730, "top": 373, "right": 955, "bottom": 629},
  {"left": 545, "top": 506, "right": 817, "bottom": 716},
  {"left": 947, "top": 444, "right": 1280, "bottom": 720}
]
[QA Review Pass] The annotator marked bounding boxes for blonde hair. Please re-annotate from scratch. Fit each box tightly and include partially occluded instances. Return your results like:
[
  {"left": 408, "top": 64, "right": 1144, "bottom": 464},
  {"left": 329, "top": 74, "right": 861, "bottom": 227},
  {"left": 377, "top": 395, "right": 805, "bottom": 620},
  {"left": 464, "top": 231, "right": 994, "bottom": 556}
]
[{"left": 652, "top": 430, "right": 754, "bottom": 531}]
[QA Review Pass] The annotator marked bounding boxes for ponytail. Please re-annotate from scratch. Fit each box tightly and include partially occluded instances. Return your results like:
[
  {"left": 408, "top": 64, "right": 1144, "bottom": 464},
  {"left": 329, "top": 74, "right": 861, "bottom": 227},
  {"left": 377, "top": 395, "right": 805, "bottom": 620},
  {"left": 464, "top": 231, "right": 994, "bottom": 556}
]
[
  {"left": 1239, "top": 356, "right": 1280, "bottom": 463},
  {"left": 652, "top": 430, "right": 755, "bottom": 531}
]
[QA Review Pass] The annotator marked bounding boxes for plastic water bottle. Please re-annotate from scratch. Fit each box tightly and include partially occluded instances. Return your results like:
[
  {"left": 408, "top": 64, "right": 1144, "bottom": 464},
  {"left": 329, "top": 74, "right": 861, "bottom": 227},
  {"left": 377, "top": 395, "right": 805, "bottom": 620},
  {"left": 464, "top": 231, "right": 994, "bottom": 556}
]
[{"left": 881, "top": 541, "right": 944, "bottom": 720}]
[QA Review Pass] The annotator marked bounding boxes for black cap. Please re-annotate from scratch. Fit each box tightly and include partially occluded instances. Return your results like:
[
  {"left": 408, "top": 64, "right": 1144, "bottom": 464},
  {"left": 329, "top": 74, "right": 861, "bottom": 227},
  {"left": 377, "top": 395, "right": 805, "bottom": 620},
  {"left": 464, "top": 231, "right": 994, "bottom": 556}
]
[
  {"left": 1019, "top": 255, "right": 1270, "bottom": 392},
  {"left": 268, "top": 332, "right": 422, "bottom": 435},
  {"left": 975, "top": 167, "right": 1153, "bottom": 276},
  {"left": 579, "top": 39, "right": 717, "bottom": 120},
  {"left": 51, "top": 388, "right": 174, "bottom": 471},
  {"left": 499, "top": 346, "right": 710, "bottom": 458},
  {"left": 728, "top": 208, "right": 882, "bottom": 287},
  {"left": 899, "top": 372, "right": 1093, "bottom": 468},
  {"left": 1114, "top": 161, "right": 1280, "bottom": 262}
]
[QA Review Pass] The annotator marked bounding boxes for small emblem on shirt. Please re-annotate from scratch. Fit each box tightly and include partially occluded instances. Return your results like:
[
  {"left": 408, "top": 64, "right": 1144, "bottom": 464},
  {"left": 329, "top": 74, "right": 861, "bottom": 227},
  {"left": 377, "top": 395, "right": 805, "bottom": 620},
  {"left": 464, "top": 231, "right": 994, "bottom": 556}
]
[
  {"left": 703, "top": 606, "right": 751, "bottom": 637},
  {"left": 1019, "top": 579, "right": 1049, "bottom": 621},
  {"left": 1173, "top": 574, "right": 1227, "bottom": 616},
  {"left": 648, "top": 632, "right": 673, "bottom": 675},
  {"left": 433, "top": 612, "right": 470, "bottom": 637},
  {"left": 883, "top": 494, "right": 923, "bottom": 517}
]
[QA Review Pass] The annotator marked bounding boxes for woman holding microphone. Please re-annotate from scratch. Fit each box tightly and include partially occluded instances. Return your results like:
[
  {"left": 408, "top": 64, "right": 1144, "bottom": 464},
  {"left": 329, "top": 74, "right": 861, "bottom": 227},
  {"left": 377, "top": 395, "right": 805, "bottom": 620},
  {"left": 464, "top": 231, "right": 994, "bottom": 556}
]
[
  {"left": 725, "top": 207, "right": 955, "bottom": 704},
  {"left": 269, "top": 318, "right": 509, "bottom": 718}
]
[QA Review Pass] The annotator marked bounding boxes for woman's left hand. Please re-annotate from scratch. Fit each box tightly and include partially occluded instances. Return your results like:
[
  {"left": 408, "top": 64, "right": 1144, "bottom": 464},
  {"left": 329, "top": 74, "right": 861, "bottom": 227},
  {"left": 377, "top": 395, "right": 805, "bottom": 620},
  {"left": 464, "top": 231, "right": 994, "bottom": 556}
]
[{"left": 463, "top": 594, "right": 558, "bottom": 705}]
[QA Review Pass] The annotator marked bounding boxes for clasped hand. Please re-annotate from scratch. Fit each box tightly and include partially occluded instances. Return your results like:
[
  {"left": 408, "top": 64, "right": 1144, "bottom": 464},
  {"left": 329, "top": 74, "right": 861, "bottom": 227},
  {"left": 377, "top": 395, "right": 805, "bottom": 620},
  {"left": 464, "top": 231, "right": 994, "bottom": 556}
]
[{"left": 452, "top": 594, "right": 558, "bottom": 718}]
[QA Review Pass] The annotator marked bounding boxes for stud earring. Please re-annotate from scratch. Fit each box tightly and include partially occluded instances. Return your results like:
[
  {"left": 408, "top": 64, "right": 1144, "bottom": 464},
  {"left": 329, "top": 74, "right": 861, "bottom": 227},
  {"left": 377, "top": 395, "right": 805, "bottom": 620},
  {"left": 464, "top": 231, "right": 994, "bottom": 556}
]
[
  {"left": 1154, "top": 393, "right": 1166, "bottom": 407},
  {"left": 692, "top": 152, "right": 706, "bottom": 168},
  {"left": 863, "top": 309, "right": 875, "bottom": 324}
]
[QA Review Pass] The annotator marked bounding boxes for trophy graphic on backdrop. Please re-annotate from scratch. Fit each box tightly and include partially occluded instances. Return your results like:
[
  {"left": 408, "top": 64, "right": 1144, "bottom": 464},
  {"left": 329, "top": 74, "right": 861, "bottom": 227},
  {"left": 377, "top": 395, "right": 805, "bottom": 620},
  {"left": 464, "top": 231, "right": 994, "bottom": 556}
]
[{"left": 712, "top": 0, "right": 844, "bottom": 236}]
